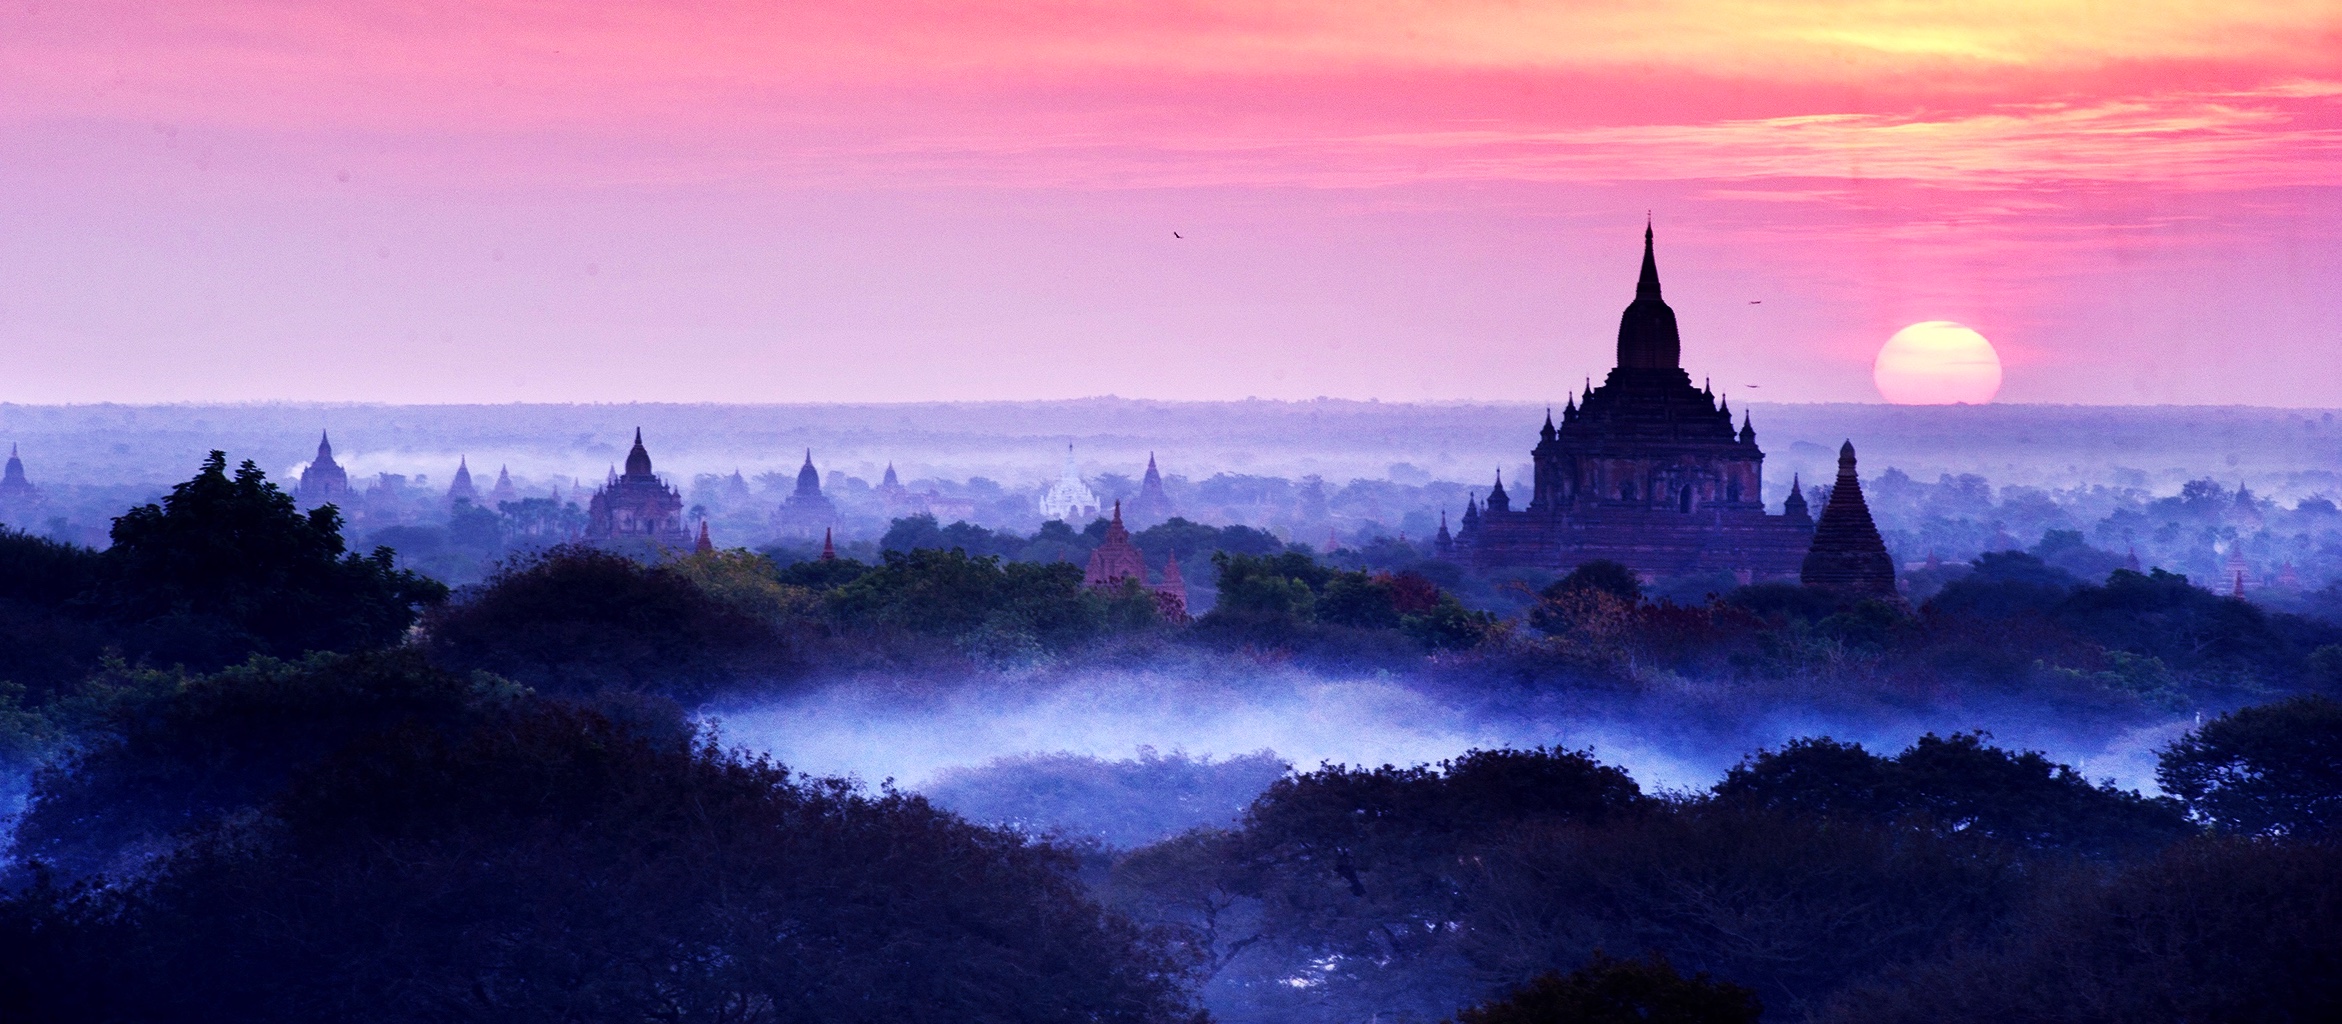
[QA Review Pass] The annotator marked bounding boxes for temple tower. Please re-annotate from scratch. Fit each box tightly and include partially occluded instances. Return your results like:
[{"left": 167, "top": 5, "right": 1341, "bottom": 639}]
[
  {"left": 297, "top": 431, "right": 352, "bottom": 507},
  {"left": 1799, "top": 441, "right": 1898, "bottom": 599},
  {"left": 447, "top": 457, "right": 479, "bottom": 506},
  {"left": 1127, "top": 452, "right": 1177, "bottom": 528},
  {"left": 585, "top": 429, "right": 691, "bottom": 546}
]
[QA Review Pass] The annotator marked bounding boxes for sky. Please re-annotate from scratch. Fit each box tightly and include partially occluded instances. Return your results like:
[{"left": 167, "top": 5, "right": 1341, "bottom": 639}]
[{"left": 1, "top": 1, "right": 2337, "bottom": 406}]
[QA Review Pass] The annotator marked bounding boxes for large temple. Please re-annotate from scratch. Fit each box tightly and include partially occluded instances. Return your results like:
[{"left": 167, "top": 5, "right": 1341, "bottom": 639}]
[
  {"left": 1452, "top": 226, "right": 1820, "bottom": 583},
  {"left": 586, "top": 429, "right": 692, "bottom": 547}
]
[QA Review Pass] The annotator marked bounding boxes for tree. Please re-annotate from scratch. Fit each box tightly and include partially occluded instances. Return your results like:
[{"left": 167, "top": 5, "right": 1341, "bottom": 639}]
[
  {"left": 100, "top": 452, "right": 446, "bottom": 670},
  {"left": 1205, "top": 551, "right": 1333, "bottom": 633},
  {"left": 1715, "top": 733, "right": 2193, "bottom": 858},
  {"left": 1817, "top": 839, "right": 2342, "bottom": 1024},
  {"left": 825, "top": 547, "right": 1105, "bottom": 650},
  {"left": 1, "top": 697, "right": 1205, "bottom": 1024},
  {"left": 0, "top": 529, "right": 109, "bottom": 698},
  {"left": 1454, "top": 953, "right": 1761, "bottom": 1024},
  {"left": 422, "top": 545, "right": 792, "bottom": 700},
  {"left": 1149, "top": 750, "right": 1649, "bottom": 1022},
  {"left": 1544, "top": 561, "right": 1643, "bottom": 604},
  {"left": 2158, "top": 695, "right": 2342, "bottom": 837},
  {"left": 1924, "top": 551, "right": 2079, "bottom": 618},
  {"left": 11, "top": 650, "right": 506, "bottom": 879}
]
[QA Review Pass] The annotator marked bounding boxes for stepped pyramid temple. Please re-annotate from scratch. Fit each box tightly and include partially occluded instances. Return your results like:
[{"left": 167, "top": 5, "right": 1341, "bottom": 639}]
[
  {"left": 297, "top": 432, "right": 352, "bottom": 507},
  {"left": 1084, "top": 501, "right": 1190, "bottom": 621},
  {"left": 1800, "top": 442, "right": 1898, "bottom": 600},
  {"left": 586, "top": 430, "right": 691, "bottom": 547},
  {"left": 1452, "top": 225, "right": 1826, "bottom": 583}
]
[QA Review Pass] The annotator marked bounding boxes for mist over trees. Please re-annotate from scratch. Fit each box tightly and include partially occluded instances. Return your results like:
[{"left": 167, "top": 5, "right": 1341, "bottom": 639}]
[{"left": 0, "top": 444, "right": 2337, "bottom": 1022}]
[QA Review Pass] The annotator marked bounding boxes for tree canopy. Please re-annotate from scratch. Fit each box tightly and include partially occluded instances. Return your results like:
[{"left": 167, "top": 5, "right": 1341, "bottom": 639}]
[{"left": 2158, "top": 695, "right": 2342, "bottom": 838}]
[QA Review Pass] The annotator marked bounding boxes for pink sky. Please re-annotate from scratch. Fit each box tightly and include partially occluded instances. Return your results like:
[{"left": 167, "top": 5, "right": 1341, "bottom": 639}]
[{"left": 1, "top": 1, "right": 2337, "bottom": 405}]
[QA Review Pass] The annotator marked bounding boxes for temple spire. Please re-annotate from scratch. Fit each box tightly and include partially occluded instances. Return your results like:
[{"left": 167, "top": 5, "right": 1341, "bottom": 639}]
[
  {"left": 1636, "top": 219, "right": 1662, "bottom": 300},
  {"left": 1616, "top": 221, "right": 1682, "bottom": 369},
  {"left": 1799, "top": 440, "right": 1898, "bottom": 600}
]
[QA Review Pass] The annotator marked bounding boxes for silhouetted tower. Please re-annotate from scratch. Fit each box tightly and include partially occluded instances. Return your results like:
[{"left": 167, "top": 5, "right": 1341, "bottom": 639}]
[
  {"left": 298, "top": 431, "right": 352, "bottom": 506},
  {"left": 1127, "top": 452, "right": 1178, "bottom": 527},
  {"left": 0, "top": 444, "right": 33, "bottom": 502},
  {"left": 1799, "top": 442, "right": 1897, "bottom": 599},
  {"left": 447, "top": 457, "right": 479, "bottom": 506},
  {"left": 1615, "top": 219, "right": 1682, "bottom": 370}
]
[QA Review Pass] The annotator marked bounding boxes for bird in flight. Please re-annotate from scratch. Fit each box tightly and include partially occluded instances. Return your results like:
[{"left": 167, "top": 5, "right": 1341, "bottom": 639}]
[
  {"left": 1748, "top": 300, "right": 1762, "bottom": 304},
  {"left": 1173, "top": 232, "right": 1183, "bottom": 239}
]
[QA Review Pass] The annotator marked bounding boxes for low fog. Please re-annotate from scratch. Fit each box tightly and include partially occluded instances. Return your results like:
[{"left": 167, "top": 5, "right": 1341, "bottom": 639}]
[{"left": 719, "top": 663, "right": 2197, "bottom": 847}]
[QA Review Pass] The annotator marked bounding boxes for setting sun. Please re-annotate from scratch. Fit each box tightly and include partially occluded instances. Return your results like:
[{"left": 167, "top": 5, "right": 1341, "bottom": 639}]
[{"left": 1874, "top": 321, "right": 2004, "bottom": 404}]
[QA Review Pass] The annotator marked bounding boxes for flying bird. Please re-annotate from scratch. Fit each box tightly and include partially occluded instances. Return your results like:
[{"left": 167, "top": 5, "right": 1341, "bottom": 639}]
[
  {"left": 1749, "top": 300, "right": 1762, "bottom": 304},
  {"left": 1173, "top": 232, "right": 1183, "bottom": 239}
]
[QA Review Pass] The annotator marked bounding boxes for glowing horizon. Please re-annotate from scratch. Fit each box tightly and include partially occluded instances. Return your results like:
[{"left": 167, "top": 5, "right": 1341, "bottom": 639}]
[{"left": 1, "top": 1, "right": 2335, "bottom": 405}]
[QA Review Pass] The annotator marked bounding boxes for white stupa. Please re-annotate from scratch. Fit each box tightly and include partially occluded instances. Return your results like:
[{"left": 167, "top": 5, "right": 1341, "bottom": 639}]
[{"left": 1038, "top": 444, "right": 1100, "bottom": 523}]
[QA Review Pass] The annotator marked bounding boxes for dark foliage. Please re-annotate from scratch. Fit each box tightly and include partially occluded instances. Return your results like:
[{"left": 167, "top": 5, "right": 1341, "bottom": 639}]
[
  {"left": 1544, "top": 560, "right": 1644, "bottom": 604},
  {"left": 1111, "top": 749, "right": 1652, "bottom": 1023},
  {"left": 1714, "top": 732, "right": 2194, "bottom": 858},
  {"left": 1110, "top": 744, "right": 2070, "bottom": 1024},
  {"left": 826, "top": 547, "right": 1106, "bottom": 650},
  {"left": 11, "top": 651, "right": 505, "bottom": 879},
  {"left": 422, "top": 544, "right": 793, "bottom": 700},
  {"left": 0, "top": 456, "right": 444, "bottom": 690},
  {"left": 1716, "top": 581, "right": 1846, "bottom": 623},
  {"left": 1453, "top": 953, "right": 1761, "bottom": 1024},
  {"left": 1461, "top": 805, "right": 2027, "bottom": 1018},
  {"left": 1819, "top": 839, "right": 2342, "bottom": 1024},
  {"left": 2158, "top": 695, "right": 2342, "bottom": 837},
  {"left": 0, "top": 686, "right": 1202, "bottom": 1024},
  {"left": 774, "top": 554, "right": 871, "bottom": 591},
  {"left": 2054, "top": 568, "right": 2336, "bottom": 681},
  {"left": 0, "top": 530, "right": 111, "bottom": 697},
  {"left": 101, "top": 453, "right": 447, "bottom": 670},
  {"left": 1202, "top": 552, "right": 1490, "bottom": 652},
  {"left": 1925, "top": 551, "right": 2080, "bottom": 618}
]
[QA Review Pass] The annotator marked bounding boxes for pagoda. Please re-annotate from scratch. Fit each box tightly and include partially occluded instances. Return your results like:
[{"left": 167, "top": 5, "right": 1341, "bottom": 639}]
[
  {"left": 1083, "top": 501, "right": 1189, "bottom": 620},
  {"left": 1453, "top": 224, "right": 1815, "bottom": 581},
  {"left": 297, "top": 431, "right": 352, "bottom": 507},
  {"left": 1799, "top": 442, "right": 1899, "bottom": 600},
  {"left": 585, "top": 429, "right": 691, "bottom": 547}
]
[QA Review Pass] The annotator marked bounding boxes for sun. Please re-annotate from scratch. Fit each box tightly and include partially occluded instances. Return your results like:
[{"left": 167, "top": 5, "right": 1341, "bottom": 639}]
[{"left": 1873, "top": 321, "right": 2002, "bottom": 404}]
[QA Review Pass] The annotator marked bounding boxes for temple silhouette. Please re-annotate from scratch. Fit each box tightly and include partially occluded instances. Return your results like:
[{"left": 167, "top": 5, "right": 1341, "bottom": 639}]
[
  {"left": 586, "top": 429, "right": 691, "bottom": 547},
  {"left": 1452, "top": 225, "right": 1875, "bottom": 586}
]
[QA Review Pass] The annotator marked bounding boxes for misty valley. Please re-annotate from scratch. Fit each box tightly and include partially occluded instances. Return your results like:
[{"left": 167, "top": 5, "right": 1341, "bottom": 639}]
[{"left": 0, "top": 405, "right": 2335, "bottom": 1024}]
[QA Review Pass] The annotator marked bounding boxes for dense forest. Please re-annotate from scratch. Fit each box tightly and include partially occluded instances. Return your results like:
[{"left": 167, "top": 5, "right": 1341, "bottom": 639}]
[{"left": 1, "top": 454, "right": 2338, "bottom": 1022}]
